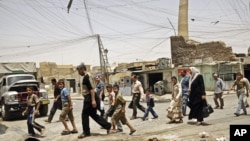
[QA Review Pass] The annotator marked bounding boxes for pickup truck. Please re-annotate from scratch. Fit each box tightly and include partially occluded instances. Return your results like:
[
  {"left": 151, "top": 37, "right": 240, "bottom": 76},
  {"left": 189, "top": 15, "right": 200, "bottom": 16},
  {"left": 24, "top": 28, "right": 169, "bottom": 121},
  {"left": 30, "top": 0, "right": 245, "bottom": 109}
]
[{"left": 0, "top": 74, "right": 50, "bottom": 120}]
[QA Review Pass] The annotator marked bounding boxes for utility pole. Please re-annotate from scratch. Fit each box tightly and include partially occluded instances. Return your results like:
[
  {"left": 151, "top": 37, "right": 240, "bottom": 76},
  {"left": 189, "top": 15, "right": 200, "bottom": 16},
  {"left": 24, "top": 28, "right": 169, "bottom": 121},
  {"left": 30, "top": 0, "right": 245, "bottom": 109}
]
[
  {"left": 67, "top": 1, "right": 111, "bottom": 83},
  {"left": 97, "top": 34, "right": 111, "bottom": 84}
]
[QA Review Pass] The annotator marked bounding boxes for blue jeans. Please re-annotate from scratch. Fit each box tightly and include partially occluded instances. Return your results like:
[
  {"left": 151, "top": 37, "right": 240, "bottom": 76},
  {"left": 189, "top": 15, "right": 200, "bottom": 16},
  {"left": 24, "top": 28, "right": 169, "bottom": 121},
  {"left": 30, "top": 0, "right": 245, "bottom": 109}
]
[
  {"left": 27, "top": 107, "right": 45, "bottom": 134},
  {"left": 182, "top": 93, "right": 189, "bottom": 115},
  {"left": 143, "top": 105, "right": 158, "bottom": 118},
  {"left": 236, "top": 92, "right": 247, "bottom": 114}
]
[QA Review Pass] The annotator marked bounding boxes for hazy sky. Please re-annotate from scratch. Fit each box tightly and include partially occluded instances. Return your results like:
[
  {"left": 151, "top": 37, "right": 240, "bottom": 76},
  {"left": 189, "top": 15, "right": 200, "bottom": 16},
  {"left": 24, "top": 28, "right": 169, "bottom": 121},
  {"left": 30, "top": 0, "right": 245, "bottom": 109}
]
[{"left": 0, "top": 0, "right": 250, "bottom": 67}]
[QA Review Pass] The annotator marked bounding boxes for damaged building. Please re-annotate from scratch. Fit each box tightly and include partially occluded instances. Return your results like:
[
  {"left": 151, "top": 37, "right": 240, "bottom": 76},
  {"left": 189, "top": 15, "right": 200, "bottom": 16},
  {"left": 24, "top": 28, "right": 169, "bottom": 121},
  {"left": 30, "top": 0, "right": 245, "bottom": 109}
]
[
  {"left": 170, "top": 36, "right": 245, "bottom": 91},
  {"left": 170, "top": 36, "right": 237, "bottom": 66},
  {"left": 111, "top": 36, "right": 246, "bottom": 94}
]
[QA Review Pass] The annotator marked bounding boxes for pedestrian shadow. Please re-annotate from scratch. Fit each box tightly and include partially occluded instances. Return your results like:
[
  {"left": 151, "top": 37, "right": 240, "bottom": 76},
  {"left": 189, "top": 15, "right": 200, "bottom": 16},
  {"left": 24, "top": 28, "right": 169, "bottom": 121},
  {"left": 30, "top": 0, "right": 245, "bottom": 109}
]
[
  {"left": 187, "top": 121, "right": 211, "bottom": 126},
  {"left": 24, "top": 135, "right": 46, "bottom": 141},
  {"left": 25, "top": 137, "right": 40, "bottom": 141},
  {"left": 0, "top": 123, "right": 8, "bottom": 134},
  {"left": 131, "top": 116, "right": 144, "bottom": 120},
  {"left": 136, "top": 116, "right": 144, "bottom": 119},
  {"left": 47, "top": 119, "right": 69, "bottom": 123},
  {"left": 91, "top": 132, "right": 110, "bottom": 136},
  {"left": 24, "top": 134, "right": 46, "bottom": 141}
]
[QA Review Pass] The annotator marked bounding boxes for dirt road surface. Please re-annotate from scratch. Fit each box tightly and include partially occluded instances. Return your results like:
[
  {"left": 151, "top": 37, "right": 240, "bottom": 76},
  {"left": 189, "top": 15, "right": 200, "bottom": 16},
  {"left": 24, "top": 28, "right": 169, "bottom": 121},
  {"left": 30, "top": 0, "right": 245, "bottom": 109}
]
[{"left": 0, "top": 93, "right": 249, "bottom": 141}]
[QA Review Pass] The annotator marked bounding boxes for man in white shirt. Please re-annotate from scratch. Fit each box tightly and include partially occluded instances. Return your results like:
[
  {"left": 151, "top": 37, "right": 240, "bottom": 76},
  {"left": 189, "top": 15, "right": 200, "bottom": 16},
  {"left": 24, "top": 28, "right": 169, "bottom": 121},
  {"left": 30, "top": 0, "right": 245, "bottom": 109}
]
[{"left": 130, "top": 74, "right": 145, "bottom": 120}]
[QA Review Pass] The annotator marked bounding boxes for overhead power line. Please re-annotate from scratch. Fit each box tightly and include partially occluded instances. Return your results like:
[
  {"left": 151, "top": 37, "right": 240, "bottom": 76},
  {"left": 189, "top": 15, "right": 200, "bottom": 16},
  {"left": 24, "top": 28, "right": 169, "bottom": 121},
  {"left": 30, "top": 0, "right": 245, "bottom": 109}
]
[
  {"left": 83, "top": 0, "right": 94, "bottom": 34},
  {"left": 67, "top": 0, "right": 73, "bottom": 13}
]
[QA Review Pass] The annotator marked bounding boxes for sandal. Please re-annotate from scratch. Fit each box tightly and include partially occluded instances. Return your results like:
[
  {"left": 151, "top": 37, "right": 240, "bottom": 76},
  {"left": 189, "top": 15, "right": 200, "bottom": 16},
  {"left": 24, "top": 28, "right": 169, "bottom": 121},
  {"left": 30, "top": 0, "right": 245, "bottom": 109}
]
[
  {"left": 110, "top": 129, "right": 117, "bottom": 134},
  {"left": 196, "top": 122, "right": 202, "bottom": 126},
  {"left": 129, "top": 130, "right": 136, "bottom": 135},
  {"left": 71, "top": 129, "right": 78, "bottom": 134},
  {"left": 61, "top": 130, "right": 71, "bottom": 135}
]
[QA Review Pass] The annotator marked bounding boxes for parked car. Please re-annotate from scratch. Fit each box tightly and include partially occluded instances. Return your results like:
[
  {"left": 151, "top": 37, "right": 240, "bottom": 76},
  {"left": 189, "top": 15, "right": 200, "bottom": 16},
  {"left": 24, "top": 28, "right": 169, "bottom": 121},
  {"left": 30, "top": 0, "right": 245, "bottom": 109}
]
[{"left": 0, "top": 74, "right": 50, "bottom": 120}]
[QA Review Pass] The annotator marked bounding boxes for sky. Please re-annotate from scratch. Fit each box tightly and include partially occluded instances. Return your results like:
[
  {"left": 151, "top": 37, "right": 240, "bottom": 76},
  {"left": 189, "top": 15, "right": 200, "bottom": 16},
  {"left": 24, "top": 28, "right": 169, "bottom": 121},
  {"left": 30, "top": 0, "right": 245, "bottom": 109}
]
[{"left": 0, "top": 0, "right": 250, "bottom": 68}]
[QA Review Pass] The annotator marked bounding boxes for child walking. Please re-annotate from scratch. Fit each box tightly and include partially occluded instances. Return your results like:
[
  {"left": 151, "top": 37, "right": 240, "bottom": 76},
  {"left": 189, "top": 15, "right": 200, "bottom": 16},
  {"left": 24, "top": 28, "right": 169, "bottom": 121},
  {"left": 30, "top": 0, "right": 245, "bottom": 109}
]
[
  {"left": 167, "top": 76, "right": 183, "bottom": 123},
  {"left": 111, "top": 84, "right": 136, "bottom": 135},
  {"left": 58, "top": 79, "right": 78, "bottom": 135},
  {"left": 142, "top": 88, "right": 158, "bottom": 121},
  {"left": 22, "top": 86, "right": 45, "bottom": 137},
  {"left": 103, "top": 84, "right": 123, "bottom": 132}
]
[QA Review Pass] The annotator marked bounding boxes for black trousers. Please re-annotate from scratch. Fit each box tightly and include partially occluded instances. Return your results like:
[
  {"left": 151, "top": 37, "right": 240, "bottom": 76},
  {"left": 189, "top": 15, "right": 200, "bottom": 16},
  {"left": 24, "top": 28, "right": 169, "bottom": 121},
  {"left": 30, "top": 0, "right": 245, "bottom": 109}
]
[
  {"left": 82, "top": 94, "right": 111, "bottom": 135},
  {"left": 132, "top": 93, "right": 145, "bottom": 117},
  {"left": 48, "top": 100, "right": 62, "bottom": 122}
]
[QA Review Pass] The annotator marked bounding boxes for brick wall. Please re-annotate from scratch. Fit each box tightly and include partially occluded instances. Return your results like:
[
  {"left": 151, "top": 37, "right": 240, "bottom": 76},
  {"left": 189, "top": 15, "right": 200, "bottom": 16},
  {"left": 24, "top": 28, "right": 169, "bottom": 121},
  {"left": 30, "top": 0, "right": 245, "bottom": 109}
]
[{"left": 170, "top": 36, "right": 237, "bottom": 66}]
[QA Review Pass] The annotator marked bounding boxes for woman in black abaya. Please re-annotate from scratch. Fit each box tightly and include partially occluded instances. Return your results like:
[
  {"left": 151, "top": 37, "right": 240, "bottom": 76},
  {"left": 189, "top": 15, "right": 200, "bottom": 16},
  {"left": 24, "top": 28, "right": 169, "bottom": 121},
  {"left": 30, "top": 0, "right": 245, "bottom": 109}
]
[{"left": 188, "top": 67, "right": 206, "bottom": 125}]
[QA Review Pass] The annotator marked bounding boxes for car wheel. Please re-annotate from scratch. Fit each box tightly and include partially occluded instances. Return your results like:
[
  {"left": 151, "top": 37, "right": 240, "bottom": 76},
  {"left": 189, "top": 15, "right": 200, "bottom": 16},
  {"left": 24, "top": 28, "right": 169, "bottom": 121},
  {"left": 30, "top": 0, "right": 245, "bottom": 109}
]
[{"left": 1, "top": 104, "right": 10, "bottom": 121}]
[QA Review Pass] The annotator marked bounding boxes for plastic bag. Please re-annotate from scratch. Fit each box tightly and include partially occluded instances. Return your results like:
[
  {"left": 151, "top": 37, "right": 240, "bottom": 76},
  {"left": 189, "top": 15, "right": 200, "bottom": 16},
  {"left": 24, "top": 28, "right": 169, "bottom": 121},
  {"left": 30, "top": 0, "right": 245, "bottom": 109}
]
[{"left": 100, "top": 100, "right": 104, "bottom": 110}]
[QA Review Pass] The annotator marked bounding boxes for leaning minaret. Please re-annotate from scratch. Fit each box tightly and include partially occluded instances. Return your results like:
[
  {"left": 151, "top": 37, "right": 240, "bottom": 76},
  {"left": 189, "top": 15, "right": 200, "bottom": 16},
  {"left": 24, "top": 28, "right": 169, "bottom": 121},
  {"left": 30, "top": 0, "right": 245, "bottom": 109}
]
[{"left": 178, "top": 0, "right": 188, "bottom": 40}]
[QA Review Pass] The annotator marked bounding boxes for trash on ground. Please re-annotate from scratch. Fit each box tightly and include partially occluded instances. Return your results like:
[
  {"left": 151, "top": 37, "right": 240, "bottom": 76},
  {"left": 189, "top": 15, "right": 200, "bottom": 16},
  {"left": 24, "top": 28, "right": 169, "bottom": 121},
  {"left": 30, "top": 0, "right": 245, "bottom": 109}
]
[
  {"left": 216, "top": 136, "right": 227, "bottom": 141},
  {"left": 199, "top": 131, "right": 209, "bottom": 138}
]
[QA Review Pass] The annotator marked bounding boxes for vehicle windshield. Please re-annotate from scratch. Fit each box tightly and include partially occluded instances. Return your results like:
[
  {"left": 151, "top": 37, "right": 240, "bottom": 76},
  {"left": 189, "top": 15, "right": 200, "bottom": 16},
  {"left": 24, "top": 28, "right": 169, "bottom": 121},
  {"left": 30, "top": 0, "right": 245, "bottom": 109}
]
[{"left": 7, "top": 75, "right": 34, "bottom": 85}]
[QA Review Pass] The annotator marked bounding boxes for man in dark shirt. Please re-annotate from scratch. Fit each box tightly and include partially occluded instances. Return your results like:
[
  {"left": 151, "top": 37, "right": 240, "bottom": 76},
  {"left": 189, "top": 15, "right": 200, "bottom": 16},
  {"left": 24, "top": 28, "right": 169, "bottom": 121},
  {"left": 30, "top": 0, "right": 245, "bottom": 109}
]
[
  {"left": 77, "top": 63, "right": 111, "bottom": 139},
  {"left": 45, "top": 78, "right": 62, "bottom": 123}
]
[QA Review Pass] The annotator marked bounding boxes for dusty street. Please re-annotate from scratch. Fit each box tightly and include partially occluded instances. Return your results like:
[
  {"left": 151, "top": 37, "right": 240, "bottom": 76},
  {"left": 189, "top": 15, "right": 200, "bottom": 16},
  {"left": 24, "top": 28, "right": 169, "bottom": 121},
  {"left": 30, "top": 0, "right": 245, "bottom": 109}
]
[{"left": 0, "top": 93, "right": 249, "bottom": 141}]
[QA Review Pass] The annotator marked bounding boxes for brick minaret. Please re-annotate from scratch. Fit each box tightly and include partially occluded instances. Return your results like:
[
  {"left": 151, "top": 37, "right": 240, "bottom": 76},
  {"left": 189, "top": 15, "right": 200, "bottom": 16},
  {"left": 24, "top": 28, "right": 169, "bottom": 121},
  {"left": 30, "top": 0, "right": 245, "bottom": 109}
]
[{"left": 178, "top": 0, "right": 188, "bottom": 40}]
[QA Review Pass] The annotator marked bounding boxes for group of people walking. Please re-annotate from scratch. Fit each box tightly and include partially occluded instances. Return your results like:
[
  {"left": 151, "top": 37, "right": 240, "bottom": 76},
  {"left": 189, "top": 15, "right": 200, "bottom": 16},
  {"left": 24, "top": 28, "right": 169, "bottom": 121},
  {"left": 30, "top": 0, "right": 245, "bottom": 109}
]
[
  {"left": 166, "top": 67, "right": 249, "bottom": 126},
  {"left": 22, "top": 64, "right": 249, "bottom": 138},
  {"left": 166, "top": 67, "right": 207, "bottom": 125},
  {"left": 213, "top": 71, "right": 249, "bottom": 117},
  {"left": 23, "top": 78, "right": 78, "bottom": 137}
]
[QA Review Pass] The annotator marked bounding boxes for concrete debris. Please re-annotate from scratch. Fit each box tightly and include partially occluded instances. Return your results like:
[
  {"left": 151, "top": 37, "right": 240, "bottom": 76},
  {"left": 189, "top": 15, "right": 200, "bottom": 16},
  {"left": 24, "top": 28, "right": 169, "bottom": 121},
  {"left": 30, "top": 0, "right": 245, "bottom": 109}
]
[
  {"left": 216, "top": 136, "right": 227, "bottom": 141},
  {"left": 148, "top": 137, "right": 159, "bottom": 141},
  {"left": 199, "top": 131, "right": 209, "bottom": 138}
]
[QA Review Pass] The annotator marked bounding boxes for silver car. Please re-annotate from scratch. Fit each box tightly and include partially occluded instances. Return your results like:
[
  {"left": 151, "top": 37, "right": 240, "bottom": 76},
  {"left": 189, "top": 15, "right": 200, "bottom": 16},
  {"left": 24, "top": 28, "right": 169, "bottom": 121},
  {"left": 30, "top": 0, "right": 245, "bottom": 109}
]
[{"left": 0, "top": 74, "right": 50, "bottom": 120}]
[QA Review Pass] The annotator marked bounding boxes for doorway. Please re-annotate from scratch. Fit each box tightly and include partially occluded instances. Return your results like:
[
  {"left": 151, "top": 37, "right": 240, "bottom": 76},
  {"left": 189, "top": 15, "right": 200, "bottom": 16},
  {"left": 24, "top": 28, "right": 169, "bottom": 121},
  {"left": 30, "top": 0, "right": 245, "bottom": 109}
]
[
  {"left": 244, "top": 64, "right": 250, "bottom": 81},
  {"left": 66, "top": 79, "right": 76, "bottom": 93},
  {"left": 148, "top": 73, "right": 163, "bottom": 92}
]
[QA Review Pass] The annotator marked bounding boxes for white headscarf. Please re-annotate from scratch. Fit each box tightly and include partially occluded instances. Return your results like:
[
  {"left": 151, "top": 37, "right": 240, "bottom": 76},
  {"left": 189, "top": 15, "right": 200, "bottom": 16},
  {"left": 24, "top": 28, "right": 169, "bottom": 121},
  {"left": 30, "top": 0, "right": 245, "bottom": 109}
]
[{"left": 189, "top": 67, "right": 200, "bottom": 89}]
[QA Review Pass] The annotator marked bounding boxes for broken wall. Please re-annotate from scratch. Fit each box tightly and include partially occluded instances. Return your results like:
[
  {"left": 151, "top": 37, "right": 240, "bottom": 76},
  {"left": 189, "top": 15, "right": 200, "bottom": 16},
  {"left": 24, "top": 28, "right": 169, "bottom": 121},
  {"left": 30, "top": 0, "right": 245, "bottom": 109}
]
[{"left": 170, "top": 36, "right": 237, "bottom": 66}]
